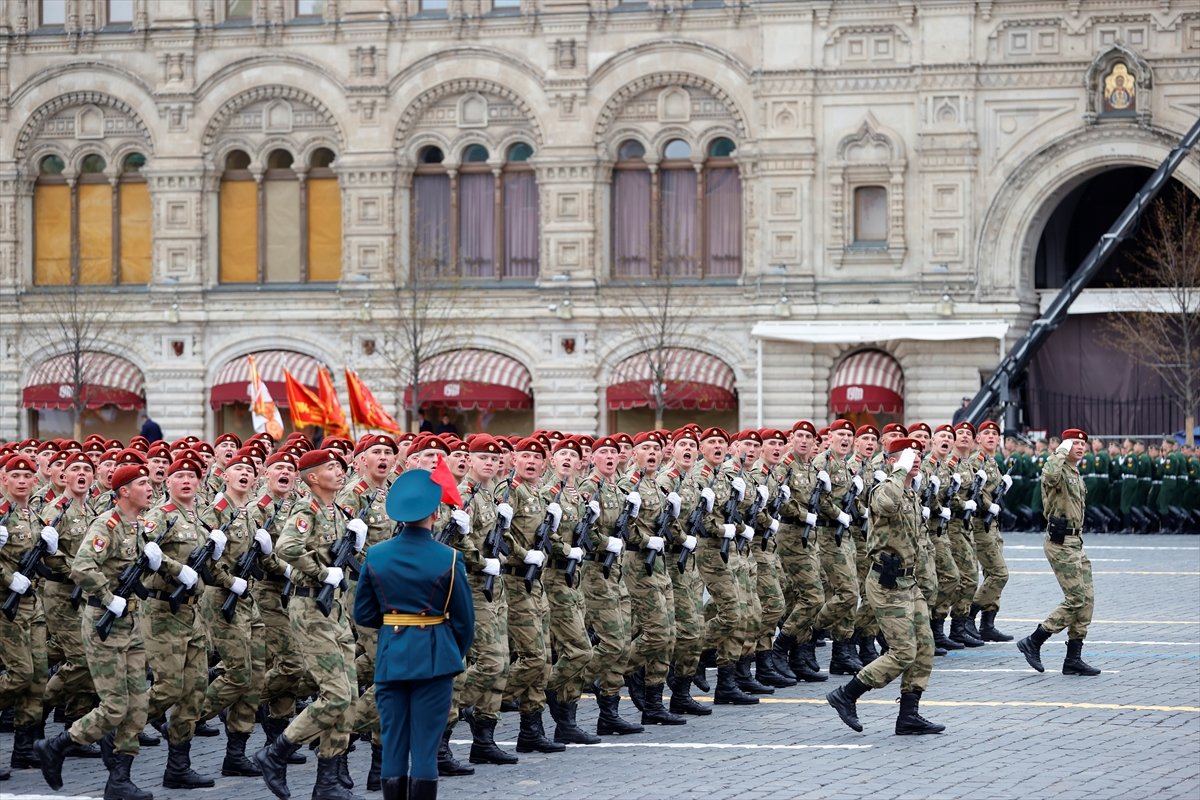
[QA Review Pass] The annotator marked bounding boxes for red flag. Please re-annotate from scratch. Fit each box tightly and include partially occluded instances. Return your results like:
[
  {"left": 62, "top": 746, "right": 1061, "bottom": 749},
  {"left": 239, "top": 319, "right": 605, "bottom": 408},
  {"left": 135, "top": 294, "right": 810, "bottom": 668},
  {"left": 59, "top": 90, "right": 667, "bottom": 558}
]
[
  {"left": 344, "top": 368, "right": 402, "bottom": 435},
  {"left": 283, "top": 369, "right": 326, "bottom": 430},
  {"left": 317, "top": 367, "right": 350, "bottom": 438},
  {"left": 431, "top": 454, "right": 463, "bottom": 508}
]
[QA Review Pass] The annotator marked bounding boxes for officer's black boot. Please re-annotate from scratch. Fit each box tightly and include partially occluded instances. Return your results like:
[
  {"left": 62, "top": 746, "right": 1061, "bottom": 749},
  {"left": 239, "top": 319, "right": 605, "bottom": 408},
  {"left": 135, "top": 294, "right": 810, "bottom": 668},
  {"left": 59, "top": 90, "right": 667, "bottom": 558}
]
[
  {"left": 966, "top": 604, "right": 984, "bottom": 640},
  {"left": 825, "top": 676, "right": 870, "bottom": 732},
  {"left": 553, "top": 700, "right": 601, "bottom": 744},
  {"left": 756, "top": 650, "right": 796, "bottom": 688},
  {"left": 409, "top": 777, "right": 438, "bottom": 800},
  {"left": 11, "top": 724, "right": 41, "bottom": 768},
  {"left": 34, "top": 729, "right": 73, "bottom": 790},
  {"left": 596, "top": 693, "right": 644, "bottom": 736},
  {"left": 979, "top": 610, "right": 1014, "bottom": 642},
  {"left": 104, "top": 753, "right": 154, "bottom": 800},
  {"left": 668, "top": 673, "right": 712, "bottom": 716},
  {"left": 1063, "top": 639, "right": 1101, "bottom": 676},
  {"left": 262, "top": 714, "right": 307, "bottom": 764},
  {"left": 311, "top": 754, "right": 363, "bottom": 800},
  {"left": 932, "top": 616, "right": 964, "bottom": 650},
  {"left": 515, "top": 710, "right": 566, "bottom": 753},
  {"left": 253, "top": 733, "right": 300, "bottom": 799},
  {"left": 436, "top": 723, "right": 474, "bottom": 775},
  {"left": 856, "top": 630, "right": 880, "bottom": 666},
  {"left": 467, "top": 716, "right": 518, "bottom": 764},
  {"left": 828, "top": 640, "right": 863, "bottom": 675},
  {"left": 949, "top": 617, "right": 985, "bottom": 648},
  {"left": 641, "top": 683, "right": 687, "bottom": 726},
  {"left": 163, "top": 739, "right": 216, "bottom": 788},
  {"left": 895, "top": 691, "right": 945, "bottom": 735},
  {"left": 713, "top": 665, "right": 758, "bottom": 705},
  {"left": 624, "top": 667, "right": 646, "bottom": 712},
  {"left": 367, "top": 744, "right": 383, "bottom": 790},
  {"left": 771, "top": 634, "right": 797, "bottom": 682},
  {"left": 545, "top": 688, "right": 566, "bottom": 728},
  {"left": 222, "top": 730, "right": 262, "bottom": 776},
  {"left": 62, "top": 720, "right": 101, "bottom": 759},
  {"left": 1016, "top": 624, "right": 1052, "bottom": 673},
  {"left": 382, "top": 776, "right": 408, "bottom": 800}
]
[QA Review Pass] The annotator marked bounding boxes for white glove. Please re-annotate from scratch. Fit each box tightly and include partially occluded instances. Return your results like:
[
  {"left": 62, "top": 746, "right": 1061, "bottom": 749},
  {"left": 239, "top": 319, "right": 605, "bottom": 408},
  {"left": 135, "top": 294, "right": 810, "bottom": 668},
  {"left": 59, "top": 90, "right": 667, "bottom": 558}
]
[
  {"left": 347, "top": 518, "right": 368, "bottom": 552},
  {"left": 682, "top": 535, "right": 697, "bottom": 551},
  {"left": 567, "top": 547, "right": 584, "bottom": 561},
  {"left": 0, "top": 525, "right": 7, "bottom": 548},
  {"left": 851, "top": 475, "right": 864, "bottom": 493},
  {"left": 817, "top": 470, "right": 831, "bottom": 491},
  {"left": 284, "top": 564, "right": 293, "bottom": 579},
  {"left": 976, "top": 468, "right": 988, "bottom": 481},
  {"left": 452, "top": 510, "right": 470, "bottom": 536},
  {"left": 483, "top": 558, "right": 501, "bottom": 577},
  {"left": 523, "top": 550, "right": 545, "bottom": 568},
  {"left": 143, "top": 541, "right": 163, "bottom": 572},
  {"left": 780, "top": 485, "right": 791, "bottom": 501},
  {"left": 665, "top": 492, "right": 681, "bottom": 517},
  {"left": 1001, "top": 474, "right": 1013, "bottom": 490},
  {"left": 625, "top": 491, "right": 642, "bottom": 516},
  {"left": 912, "top": 474, "right": 923, "bottom": 493},
  {"left": 739, "top": 525, "right": 754, "bottom": 541},
  {"left": 930, "top": 475, "right": 941, "bottom": 493},
  {"left": 605, "top": 536, "right": 624, "bottom": 554},
  {"left": 755, "top": 485, "right": 769, "bottom": 505},
  {"left": 254, "top": 529, "right": 273, "bottom": 555},
  {"left": 647, "top": 535, "right": 665, "bottom": 552},
  {"left": 805, "top": 512, "right": 817, "bottom": 527},
  {"left": 895, "top": 450, "right": 918, "bottom": 475},
  {"left": 731, "top": 477, "right": 746, "bottom": 500},
  {"left": 873, "top": 470, "right": 886, "bottom": 484},
  {"left": 769, "top": 518, "right": 780, "bottom": 533},
  {"left": 105, "top": 594, "right": 127, "bottom": 617},
  {"left": 546, "top": 503, "right": 562, "bottom": 531},
  {"left": 230, "top": 577, "right": 248, "bottom": 596},
  {"left": 208, "top": 529, "right": 227, "bottom": 561},
  {"left": 177, "top": 564, "right": 199, "bottom": 589},
  {"left": 988, "top": 503, "right": 1000, "bottom": 516},
  {"left": 7, "top": 572, "right": 31, "bottom": 595},
  {"left": 722, "top": 524, "right": 737, "bottom": 540},
  {"left": 836, "top": 511, "right": 852, "bottom": 527},
  {"left": 323, "top": 566, "right": 345, "bottom": 586},
  {"left": 587, "top": 500, "right": 601, "bottom": 519},
  {"left": 497, "top": 503, "right": 514, "bottom": 525},
  {"left": 940, "top": 507, "right": 951, "bottom": 520},
  {"left": 921, "top": 507, "right": 931, "bottom": 521},
  {"left": 40, "top": 526, "right": 59, "bottom": 555},
  {"left": 963, "top": 500, "right": 978, "bottom": 512},
  {"left": 700, "top": 487, "right": 715, "bottom": 512},
  {"left": 1056, "top": 440, "right": 1072, "bottom": 455}
]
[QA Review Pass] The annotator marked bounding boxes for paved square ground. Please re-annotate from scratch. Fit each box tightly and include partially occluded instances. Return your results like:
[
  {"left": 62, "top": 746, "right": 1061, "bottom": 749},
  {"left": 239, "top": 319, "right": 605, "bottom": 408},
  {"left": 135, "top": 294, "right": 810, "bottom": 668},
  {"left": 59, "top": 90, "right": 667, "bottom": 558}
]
[{"left": 5, "top": 531, "right": 1198, "bottom": 800}]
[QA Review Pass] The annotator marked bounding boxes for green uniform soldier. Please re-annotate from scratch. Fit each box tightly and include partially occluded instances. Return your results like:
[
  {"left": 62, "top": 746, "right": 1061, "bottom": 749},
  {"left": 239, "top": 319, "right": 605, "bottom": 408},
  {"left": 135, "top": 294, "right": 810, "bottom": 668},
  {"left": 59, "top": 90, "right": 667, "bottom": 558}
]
[
  {"left": 923, "top": 425, "right": 965, "bottom": 653},
  {"left": 945, "top": 422, "right": 985, "bottom": 648},
  {"left": 969, "top": 421, "right": 1013, "bottom": 643},
  {"left": 725, "top": 432, "right": 769, "bottom": 696},
  {"left": 747, "top": 429, "right": 794, "bottom": 688},
  {"left": 1017, "top": 429, "right": 1100, "bottom": 677}
]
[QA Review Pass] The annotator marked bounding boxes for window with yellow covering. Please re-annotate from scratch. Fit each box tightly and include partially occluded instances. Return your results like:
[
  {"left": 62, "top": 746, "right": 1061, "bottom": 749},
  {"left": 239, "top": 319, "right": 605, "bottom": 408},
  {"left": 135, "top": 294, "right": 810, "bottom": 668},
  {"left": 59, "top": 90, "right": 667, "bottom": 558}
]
[{"left": 33, "top": 152, "right": 152, "bottom": 287}]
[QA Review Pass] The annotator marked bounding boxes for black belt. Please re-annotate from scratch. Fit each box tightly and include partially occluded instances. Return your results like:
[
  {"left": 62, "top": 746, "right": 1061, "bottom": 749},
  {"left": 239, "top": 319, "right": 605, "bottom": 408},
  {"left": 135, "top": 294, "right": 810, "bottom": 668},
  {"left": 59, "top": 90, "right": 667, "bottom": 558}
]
[
  {"left": 261, "top": 574, "right": 288, "bottom": 585},
  {"left": 871, "top": 563, "right": 915, "bottom": 578},
  {"left": 87, "top": 595, "right": 139, "bottom": 612},
  {"left": 291, "top": 586, "right": 341, "bottom": 599},
  {"left": 148, "top": 589, "right": 199, "bottom": 606}
]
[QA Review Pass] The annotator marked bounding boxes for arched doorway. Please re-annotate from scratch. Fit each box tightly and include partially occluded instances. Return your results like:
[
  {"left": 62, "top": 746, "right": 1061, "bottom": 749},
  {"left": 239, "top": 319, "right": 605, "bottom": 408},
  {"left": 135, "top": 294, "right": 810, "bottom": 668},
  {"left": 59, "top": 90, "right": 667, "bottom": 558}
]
[
  {"left": 23, "top": 351, "right": 145, "bottom": 440},
  {"left": 829, "top": 349, "right": 903, "bottom": 429},
  {"left": 605, "top": 347, "right": 738, "bottom": 433},
  {"left": 210, "top": 350, "right": 324, "bottom": 440},
  {"left": 404, "top": 349, "right": 534, "bottom": 437}
]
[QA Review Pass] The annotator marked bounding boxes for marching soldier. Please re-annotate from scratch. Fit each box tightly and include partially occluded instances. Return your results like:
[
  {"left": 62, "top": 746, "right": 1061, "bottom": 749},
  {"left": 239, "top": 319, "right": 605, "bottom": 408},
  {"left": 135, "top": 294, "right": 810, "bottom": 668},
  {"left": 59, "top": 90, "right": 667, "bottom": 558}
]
[
  {"left": 747, "top": 429, "right": 793, "bottom": 688},
  {"left": 945, "top": 422, "right": 984, "bottom": 648},
  {"left": 925, "top": 425, "right": 965, "bottom": 653},
  {"left": 968, "top": 421, "right": 1013, "bottom": 642}
]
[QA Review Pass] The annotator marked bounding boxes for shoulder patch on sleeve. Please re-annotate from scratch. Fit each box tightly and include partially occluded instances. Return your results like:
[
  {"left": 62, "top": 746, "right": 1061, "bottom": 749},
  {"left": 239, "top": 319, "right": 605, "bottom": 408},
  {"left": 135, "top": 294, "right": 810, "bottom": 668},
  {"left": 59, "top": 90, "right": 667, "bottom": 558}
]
[
  {"left": 296, "top": 516, "right": 310, "bottom": 534},
  {"left": 92, "top": 535, "right": 108, "bottom": 553},
  {"left": 0, "top": 500, "right": 11, "bottom": 516},
  {"left": 144, "top": 520, "right": 157, "bottom": 532}
]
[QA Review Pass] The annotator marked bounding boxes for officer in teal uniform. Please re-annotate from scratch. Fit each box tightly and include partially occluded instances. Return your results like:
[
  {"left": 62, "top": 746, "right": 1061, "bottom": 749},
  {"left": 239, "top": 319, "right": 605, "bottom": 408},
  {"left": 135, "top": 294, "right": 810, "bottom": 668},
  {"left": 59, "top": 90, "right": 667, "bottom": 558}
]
[{"left": 354, "top": 469, "right": 475, "bottom": 800}]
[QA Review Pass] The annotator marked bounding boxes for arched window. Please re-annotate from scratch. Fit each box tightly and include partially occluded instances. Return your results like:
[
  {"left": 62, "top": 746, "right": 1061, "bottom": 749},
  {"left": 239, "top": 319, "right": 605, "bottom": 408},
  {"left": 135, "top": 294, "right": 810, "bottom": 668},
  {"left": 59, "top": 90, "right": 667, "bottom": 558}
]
[
  {"left": 704, "top": 137, "right": 742, "bottom": 277},
  {"left": 307, "top": 148, "right": 341, "bottom": 282},
  {"left": 411, "top": 142, "right": 539, "bottom": 280},
  {"left": 34, "top": 151, "right": 151, "bottom": 286},
  {"left": 219, "top": 149, "right": 256, "bottom": 282},
  {"left": 612, "top": 139, "right": 651, "bottom": 277}
]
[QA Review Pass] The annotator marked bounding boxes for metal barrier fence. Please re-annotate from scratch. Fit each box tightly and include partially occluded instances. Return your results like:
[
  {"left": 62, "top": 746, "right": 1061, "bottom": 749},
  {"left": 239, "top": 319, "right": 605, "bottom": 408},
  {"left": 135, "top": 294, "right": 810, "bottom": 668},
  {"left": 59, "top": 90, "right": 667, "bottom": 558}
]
[{"left": 1025, "top": 391, "right": 1194, "bottom": 439}]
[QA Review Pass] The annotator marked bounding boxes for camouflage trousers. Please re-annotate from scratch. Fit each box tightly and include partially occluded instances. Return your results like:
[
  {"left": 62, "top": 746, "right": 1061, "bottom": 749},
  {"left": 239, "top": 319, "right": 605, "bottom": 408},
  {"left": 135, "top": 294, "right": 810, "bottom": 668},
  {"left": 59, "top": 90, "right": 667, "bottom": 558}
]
[
  {"left": 813, "top": 528, "right": 858, "bottom": 641},
  {"left": 502, "top": 573, "right": 549, "bottom": 713},
  {"left": 695, "top": 537, "right": 744, "bottom": 667},
  {"left": 451, "top": 575, "right": 510, "bottom": 722},
  {"left": 42, "top": 580, "right": 94, "bottom": 720},
  {"left": 346, "top": 576, "right": 382, "bottom": 743},
  {"left": 1041, "top": 534, "right": 1094, "bottom": 640},
  {"left": 931, "top": 530, "right": 961, "bottom": 620},
  {"left": 282, "top": 595, "right": 357, "bottom": 757},
  {"left": 622, "top": 551, "right": 675, "bottom": 685},
  {"left": 857, "top": 575, "right": 934, "bottom": 695},
  {"left": 777, "top": 526, "right": 825, "bottom": 641},
  {"left": 946, "top": 521, "right": 977, "bottom": 618},
  {"left": 142, "top": 598, "right": 208, "bottom": 744},
  {"left": 258, "top": 581, "right": 318, "bottom": 720},
  {"left": 669, "top": 555, "right": 705, "bottom": 675},
  {"left": 543, "top": 568, "right": 593, "bottom": 704},
  {"left": 852, "top": 532, "right": 879, "bottom": 637},
  {"left": 0, "top": 593, "right": 47, "bottom": 727},
  {"left": 971, "top": 521, "right": 1009, "bottom": 613},
  {"left": 200, "top": 586, "right": 265, "bottom": 734},
  {"left": 751, "top": 546, "right": 783, "bottom": 653},
  {"left": 70, "top": 605, "right": 148, "bottom": 755},
  {"left": 916, "top": 543, "right": 938, "bottom": 608},
  {"left": 581, "top": 561, "right": 632, "bottom": 695}
]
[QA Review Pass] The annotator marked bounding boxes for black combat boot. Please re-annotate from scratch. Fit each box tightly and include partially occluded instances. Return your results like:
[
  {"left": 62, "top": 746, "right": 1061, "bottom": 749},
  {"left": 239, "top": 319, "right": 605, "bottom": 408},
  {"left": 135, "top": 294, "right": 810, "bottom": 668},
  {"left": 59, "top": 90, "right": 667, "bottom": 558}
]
[
  {"left": 933, "top": 639, "right": 948, "bottom": 657},
  {"left": 755, "top": 650, "right": 796, "bottom": 688},
  {"left": 382, "top": 776, "right": 408, "bottom": 800},
  {"left": 163, "top": 739, "right": 216, "bottom": 788},
  {"left": 856, "top": 630, "right": 880, "bottom": 666},
  {"left": 553, "top": 701, "right": 601, "bottom": 744},
  {"left": 261, "top": 714, "right": 307, "bottom": 764},
  {"left": 966, "top": 604, "right": 984, "bottom": 640},
  {"left": 641, "top": 683, "right": 686, "bottom": 726},
  {"left": 1063, "top": 639, "right": 1101, "bottom": 676},
  {"left": 311, "top": 755, "right": 364, "bottom": 800},
  {"left": 11, "top": 724, "right": 41, "bottom": 768},
  {"left": 367, "top": 744, "right": 382, "bottom": 791},
  {"left": 771, "top": 634, "right": 797, "bottom": 682},
  {"left": 468, "top": 716, "right": 518, "bottom": 765},
  {"left": 692, "top": 664, "right": 711, "bottom": 693},
  {"left": 978, "top": 610, "right": 1014, "bottom": 642},
  {"left": 436, "top": 723, "right": 473, "bottom": 775},
  {"left": 895, "top": 691, "right": 945, "bottom": 735},
  {"left": 735, "top": 655, "right": 774, "bottom": 694},
  {"left": 193, "top": 720, "right": 219, "bottom": 737},
  {"left": 783, "top": 635, "right": 827, "bottom": 683},
  {"left": 1016, "top": 624, "right": 1052, "bottom": 673},
  {"left": 595, "top": 692, "right": 644, "bottom": 735},
  {"left": 137, "top": 727, "right": 161, "bottom": 747},
  {"left": 624, "top": 668, "right": 646, "bottom": 712},
  {"left": 668, "top": 673, "right": 711, "bottom": 716},
  {"left": 826, "top": 676, "right": 870, "bottom": 732},
  {"left": 516, "top": 710, "right": 566, "bottom": 753},
  {"left": 409, "top": 777, "right": 438, "bottom": 800},
  {"left": 222, "top": 730, "right": 262, "bottom": 776},
  {"left": 828, "top": 640, "right": 864, "bottom": 675},
  {"left": 949, "top": 617, "right": 985, "bottom": 648},
  {"left": 104, "top": 753, "right": 154, "bottom": 800},
  {"left": 253, "top": 733, "right": 300, "bottom": 799},
  {"left": 34, "top": 729, "right": 73, "bottom": 790},
  {"left": 337, "top": 751, "right": 354, "bottom": 788},
  {"left": 98, "top": 731, "right": 116, "bottom": 770},
  {"left": 932, "top": 616, "right": 964, "bottom": 650},
  {"left": 713, "top": 665, "right": 758, "bottom": 705}
]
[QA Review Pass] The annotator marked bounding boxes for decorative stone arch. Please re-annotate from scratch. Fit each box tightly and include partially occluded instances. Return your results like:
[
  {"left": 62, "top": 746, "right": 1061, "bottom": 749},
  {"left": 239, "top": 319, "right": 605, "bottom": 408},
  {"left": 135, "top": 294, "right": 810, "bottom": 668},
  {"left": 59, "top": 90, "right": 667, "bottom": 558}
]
[
  {"left": 494, "top": 132, "right": 539, "bottom": 164},
  {"left": 386, "top": 47, "right": 548, "bottom": 100},
  {"left": 698, "top": 126, "right": 743, "bottom": 160},
  {"left": 425, "top": 331, "right": 545, "bottom": 383},
  {"left": 444, "top": 131, "right": 498, "bottom": 169},
  {"left": 64, "top": 143, "right": 114, "bottom": 175},
  {"left": 256, "top": 138, "right": 303, "bottom": 168},
  {"left": 648, "top": 126, "right": 701, "bottom": 162},
  {"left": 594, "top": 332, "right": 748, "bottom": 391},
  {"left": 593, "top": 72, "right": 750, "bottom": 146},
  {"left": 193, "top": 53, "right": 350, "bottom": 105},
  {"left": 975, "top": 123, "right": 1200, "bottom": 300},
  {"left": 296, "top": 137, "right": 342, "bottom": 170},
  {"left": 1084, "top": 44, "right": 1153, "bottom": 125},
  {"left": 14, "top": 90, "right": 154, "bottom": 166},
  {"left": 203, "top": 335, "right": 341, "bottom": 390},
  {"left": 398, "top": 131, "right": 455, "bottom": 167},
  {"left": 26, "top": 142, "right": 71, "bottom": 178},
  {"left": 211, "top": 137, "right": 262, "bottom": 171},
  {"left": 588, "top": 39, "right": 753, "bottom": 92},
  {"left": 827, "top": 112, "right": 908, "bottom": 269},
  {"left": 604, "top": 128, "right": 654, "bottom": 161},
  {"left": 393, "top": 78, "right": 545, "bottom": 152},
  {"left": 201, "top": 85, "right": 346, "bottom": 154}
]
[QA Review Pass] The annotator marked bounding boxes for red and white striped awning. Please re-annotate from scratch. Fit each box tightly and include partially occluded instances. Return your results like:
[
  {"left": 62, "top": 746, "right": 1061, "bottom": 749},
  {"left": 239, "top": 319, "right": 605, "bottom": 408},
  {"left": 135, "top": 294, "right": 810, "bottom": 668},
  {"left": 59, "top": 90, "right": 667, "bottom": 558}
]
[
  {"left": 404, "top": 349, "right": 533, "bottom": 411},
  {"left": 210, "top": 350, "right": 322, "bottom": 409},
  {"left": 607, "top": 348, "right": 737, "bottom": 411},
  {"left": 830, "top": 349, "right": 904, "bottom": 414},
  {"left": 23, "top": 352, "right": 145, "bottom": 411}
]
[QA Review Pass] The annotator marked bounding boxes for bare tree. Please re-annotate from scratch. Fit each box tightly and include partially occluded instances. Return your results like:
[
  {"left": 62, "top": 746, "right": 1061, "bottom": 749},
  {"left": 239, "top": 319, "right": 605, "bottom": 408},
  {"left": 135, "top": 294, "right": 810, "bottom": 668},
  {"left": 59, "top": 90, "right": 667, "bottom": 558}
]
[
  {"left": 1103, "top": 187, "right": 1200, "bottom": 446},
  {"left": 617, "top": 275, "right": 702, "bottom": 429}
]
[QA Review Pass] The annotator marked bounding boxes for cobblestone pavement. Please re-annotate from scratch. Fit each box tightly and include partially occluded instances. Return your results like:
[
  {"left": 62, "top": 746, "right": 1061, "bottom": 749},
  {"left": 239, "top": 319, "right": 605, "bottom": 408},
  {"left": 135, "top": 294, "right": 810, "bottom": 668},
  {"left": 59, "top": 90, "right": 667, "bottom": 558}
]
[{"left": 4, "top": 532, "right": 1198, "bottom": 800}]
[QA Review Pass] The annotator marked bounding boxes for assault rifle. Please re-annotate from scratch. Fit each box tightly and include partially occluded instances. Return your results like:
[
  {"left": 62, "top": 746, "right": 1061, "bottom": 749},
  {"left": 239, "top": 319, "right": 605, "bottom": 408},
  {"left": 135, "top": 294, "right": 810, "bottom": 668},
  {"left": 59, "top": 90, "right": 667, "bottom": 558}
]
[
  {"left": 961, "top": 469, "right": 986, "bottom": 527},
  {"left": 739, "top": 470, "right": 769, "bottom": 556},
  {"left": 603, "top": 473, "right": 644, "bottom": 579},
  {"left": 315, "top": 494, "right": 376, "bottom": 617},
  {"left": 759, "top": 465, "right": 792, "bottom": 552},
  {"left": 720, "top": 457, "right": 748, "bottom": 563},
  {"left": 220, "top": 499, "right": 283, "bottom": 623},
  {"left": 800, "top": 473, "right": 824, "bottom": 548},
  {"left": 482, "top": 473, "right": 516, "bottom": 602},
  {"left": 936, "top": 473, "right": 962, "bottom": 536},
  {"left": 2, "top": 501, "right": 70, "bottom": 620},
  {"left": 681, "top": 468, "right": 720, "bottom": 573},
  {"left": 437, "top": 483, "right": 480, "bottom": 546},
  {"left": 524, "top": 482, "right": 566, "bottom": 592},
  {"left": 95, "top": 519, "right": 175, "bottom": 641},
  {"left": 167, "top": 504, "right": 239, "bottom": 614},
  {"left": 981, "top": 475, "right": 1010, "bottom": 529},
  {"left": 645, "top": 475, "right": 683, "bottom": 576},
  {"left": 564, "top": 486, "right": 598, "bottom": 588},
  {"left": 832, "top": 478, "right": 862, "bottom": 547}
]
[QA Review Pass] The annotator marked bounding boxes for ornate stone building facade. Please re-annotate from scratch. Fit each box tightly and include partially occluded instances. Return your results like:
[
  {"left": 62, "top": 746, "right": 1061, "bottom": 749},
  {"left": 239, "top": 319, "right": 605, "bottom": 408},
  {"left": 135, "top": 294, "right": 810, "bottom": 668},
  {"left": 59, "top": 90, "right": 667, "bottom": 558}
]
[{"left": 0, "top": 0, "right": 1197, "bottom": 440}]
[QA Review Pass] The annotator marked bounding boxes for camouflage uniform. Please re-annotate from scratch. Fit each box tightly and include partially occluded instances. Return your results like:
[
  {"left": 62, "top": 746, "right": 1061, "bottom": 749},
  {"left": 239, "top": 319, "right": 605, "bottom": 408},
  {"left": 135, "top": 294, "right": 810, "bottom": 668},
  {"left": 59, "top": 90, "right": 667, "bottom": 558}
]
[
  {"left": 776, "top": 455, "right": 825, "bottom": 643},
  {"left": 926, "top": 456, "right": 962, "bottom": 624},
  {"left": 811, "top": 450, "right": 859, "bottom": 642},
  {"left": 542, "top": 482, "right": 594, "bottom": 705},
  {"left": 945, "top": 457, "right": 979, "bottom": 619},
  {"left": 1039, "top": 453, "right": 1093, "bottom": 639},
  {"left": 579, "top": 475, "right": 633, "bottom": 695},
  {"left": 39, "top": 495, "right": 96, "bottom": 721},
  {"left": 848, "top": 454, "right": 880, "bottom": 643},
  {"left": 0, "top": 499, "right": 50, "bottom": 756},
  {"left": 970, "top": 451, "right": 1009, "bottom": 614},
  {"left": 688, "top": 461, "right": 745, "bottom": 667},
  {"left": 501, "top": 477, "right": 551, "bottom": 713},
  {"left": 658, "top": 467, "right": 704, "bottom": 678},
  {"left": 619, "top": 470, "right": 675, "bottom": 686}
]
